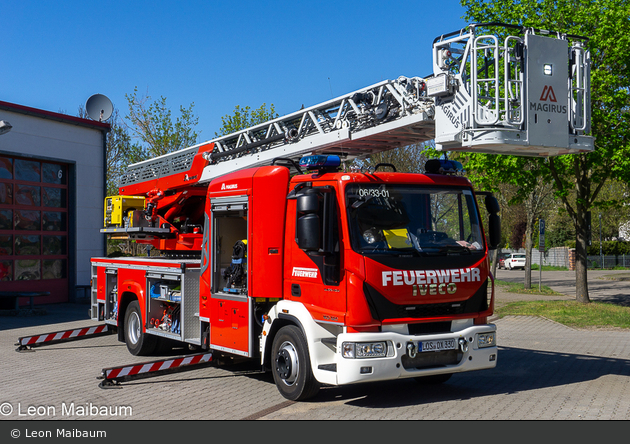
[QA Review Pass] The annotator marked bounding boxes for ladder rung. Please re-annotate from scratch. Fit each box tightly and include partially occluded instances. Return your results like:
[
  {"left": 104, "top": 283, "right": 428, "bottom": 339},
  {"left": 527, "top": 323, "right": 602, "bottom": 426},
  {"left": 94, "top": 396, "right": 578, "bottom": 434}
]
[{"left": 120, "top": 77, "right": 434, "bottom": 189}]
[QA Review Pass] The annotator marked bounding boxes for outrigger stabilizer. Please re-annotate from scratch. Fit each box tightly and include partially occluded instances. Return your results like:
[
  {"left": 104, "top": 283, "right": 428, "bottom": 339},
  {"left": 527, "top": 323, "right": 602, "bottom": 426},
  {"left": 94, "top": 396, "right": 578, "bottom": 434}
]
[
  {"left": 97, "top": 351, "right": 213, "bottom": 389},
  {"left": 15, "top": 324, "right": 113, "bottom": 352}
]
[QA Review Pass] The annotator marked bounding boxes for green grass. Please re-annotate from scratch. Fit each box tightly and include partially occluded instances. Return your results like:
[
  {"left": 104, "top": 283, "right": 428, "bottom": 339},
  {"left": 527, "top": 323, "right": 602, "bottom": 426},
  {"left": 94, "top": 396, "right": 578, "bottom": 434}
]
[
  {"left": 495, "top": 300, "right": 630, "bottom": 329},
  {"left": 494, "top": 279, "right": 562, "bottom": 296}
]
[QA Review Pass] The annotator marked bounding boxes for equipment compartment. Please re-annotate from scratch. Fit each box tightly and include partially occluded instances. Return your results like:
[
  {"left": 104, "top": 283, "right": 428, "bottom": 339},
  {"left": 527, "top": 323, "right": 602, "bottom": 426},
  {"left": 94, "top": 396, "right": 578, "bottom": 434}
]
[
  {"left": 143, "top": 264, "right": 201, "bottom": 344},
  {"left": 146, "top": 275, "right": 182, "bottom": 338}
]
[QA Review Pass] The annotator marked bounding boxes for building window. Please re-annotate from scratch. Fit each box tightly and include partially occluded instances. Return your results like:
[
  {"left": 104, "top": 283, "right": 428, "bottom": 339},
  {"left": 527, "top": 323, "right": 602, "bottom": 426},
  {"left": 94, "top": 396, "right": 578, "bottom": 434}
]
[{"left": 0, "top": 155, "right": 68, "bottom": 282}]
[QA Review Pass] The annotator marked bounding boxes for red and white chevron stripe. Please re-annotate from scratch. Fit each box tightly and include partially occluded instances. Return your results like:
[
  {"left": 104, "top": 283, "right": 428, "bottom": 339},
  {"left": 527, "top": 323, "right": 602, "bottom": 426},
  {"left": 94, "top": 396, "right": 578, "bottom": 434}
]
[
  {"left": 19, "top": 325, "right": 110, "bottom": 346},
  {"left": 103, "top": 352, "right": 213, "bottom": 381}
]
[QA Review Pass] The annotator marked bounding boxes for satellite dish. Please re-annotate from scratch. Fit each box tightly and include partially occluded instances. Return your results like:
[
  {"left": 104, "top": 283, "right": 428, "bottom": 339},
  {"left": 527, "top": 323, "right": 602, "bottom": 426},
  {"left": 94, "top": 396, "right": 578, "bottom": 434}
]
[{"left": 85, "top": 94, "right": 113, "bottom": 122}]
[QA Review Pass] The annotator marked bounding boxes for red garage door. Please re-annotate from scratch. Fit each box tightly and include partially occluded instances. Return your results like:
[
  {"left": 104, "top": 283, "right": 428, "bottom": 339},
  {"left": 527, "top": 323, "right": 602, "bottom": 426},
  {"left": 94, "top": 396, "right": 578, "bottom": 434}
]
[{"left": 0, "top": 156, "right": 69, "bottom": 306}]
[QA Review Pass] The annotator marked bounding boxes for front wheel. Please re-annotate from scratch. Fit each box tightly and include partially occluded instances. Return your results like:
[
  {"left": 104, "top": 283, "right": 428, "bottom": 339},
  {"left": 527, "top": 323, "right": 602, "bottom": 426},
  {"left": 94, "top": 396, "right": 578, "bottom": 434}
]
[
  {"left": 271, "top": 325, "right": 320, "bottom": 401},
  {"left": 124, "top": 300, "right": 158, "bottom": 356}
]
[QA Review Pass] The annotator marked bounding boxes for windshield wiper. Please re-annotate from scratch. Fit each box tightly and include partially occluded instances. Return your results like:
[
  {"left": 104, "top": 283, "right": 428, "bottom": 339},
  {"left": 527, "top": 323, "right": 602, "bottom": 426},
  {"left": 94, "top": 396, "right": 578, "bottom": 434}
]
[
  {"left": 359, "top": 246, "right": 421, "bottom": 256},
  {"left": 387, "top": 247, "right": 424, "bottom": 257},
  {"left": 437, "top": 245, "right": 472, "bottom": 255}
]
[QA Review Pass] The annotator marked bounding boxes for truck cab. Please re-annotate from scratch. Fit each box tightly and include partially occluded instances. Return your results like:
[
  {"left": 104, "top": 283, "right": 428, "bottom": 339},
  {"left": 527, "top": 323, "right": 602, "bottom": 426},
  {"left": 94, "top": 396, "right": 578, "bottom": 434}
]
[{"left": 198, "top": 155, "right": 500, "bottom": 400}]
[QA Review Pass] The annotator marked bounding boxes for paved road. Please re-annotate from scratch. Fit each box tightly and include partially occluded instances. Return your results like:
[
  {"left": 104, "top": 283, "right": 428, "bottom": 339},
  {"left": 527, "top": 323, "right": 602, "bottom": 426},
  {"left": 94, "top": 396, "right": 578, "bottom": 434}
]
[
  {"left": 493, "top": 268, "right": 630, "bottom": 306},
  {"left": 0, "top": 270, "right": 628, "bottom": 421}
]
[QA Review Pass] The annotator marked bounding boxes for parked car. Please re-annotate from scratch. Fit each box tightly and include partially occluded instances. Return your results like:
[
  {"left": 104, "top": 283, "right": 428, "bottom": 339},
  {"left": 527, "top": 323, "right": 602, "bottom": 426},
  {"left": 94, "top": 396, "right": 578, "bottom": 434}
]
[
  {"left": 497, "top": 253, "right": 510, "bottom": 269},
  {"left": 502, "top": 253, "right": 526, "bottom": 270}
]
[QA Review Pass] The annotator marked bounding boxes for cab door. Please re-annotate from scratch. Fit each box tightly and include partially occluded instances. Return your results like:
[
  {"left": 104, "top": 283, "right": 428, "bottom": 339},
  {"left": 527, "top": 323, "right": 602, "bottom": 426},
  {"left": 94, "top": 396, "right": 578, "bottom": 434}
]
[
  {"left": 208, "top": 196, "right": 252, "bottom": 357},
  {"left": 285, "top": 184, "right": 346, "bottom": 323}
]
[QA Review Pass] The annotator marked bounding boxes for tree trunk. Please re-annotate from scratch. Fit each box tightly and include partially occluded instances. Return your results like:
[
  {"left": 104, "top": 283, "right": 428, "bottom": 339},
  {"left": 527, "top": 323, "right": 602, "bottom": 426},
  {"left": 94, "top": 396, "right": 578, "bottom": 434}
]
[
  {"left": 491, "top": 248, "right": 499, "bottom": 277},
  {"left": 572, "top": 154, "right": 592, "bottom": 304},
  {"left": 575, "top": 204, "right": 591, "bottom": 303},
  {"left": 548, "top": 156, "right": 595, "bottom": 303}
]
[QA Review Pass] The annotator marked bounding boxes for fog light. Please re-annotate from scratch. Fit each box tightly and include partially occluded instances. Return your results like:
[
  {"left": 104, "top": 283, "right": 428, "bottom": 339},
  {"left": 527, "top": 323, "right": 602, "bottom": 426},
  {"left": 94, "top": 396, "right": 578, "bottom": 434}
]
[
  {"left": 477, "top": 332, "right": 496, "bottom": 348},
  {"left": 360, "top": 367, "right": 372, "bottom": 374}
]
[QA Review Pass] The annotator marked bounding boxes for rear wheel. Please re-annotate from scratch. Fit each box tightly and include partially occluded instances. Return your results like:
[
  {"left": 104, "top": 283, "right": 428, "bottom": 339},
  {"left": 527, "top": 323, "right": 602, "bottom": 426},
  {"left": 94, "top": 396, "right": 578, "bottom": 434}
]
[
  {"left": 124, "top": 300, "right": 158, "bottom": 356},
  {"left": 271, "top": 325, "right": 320, "bottom": 401}
]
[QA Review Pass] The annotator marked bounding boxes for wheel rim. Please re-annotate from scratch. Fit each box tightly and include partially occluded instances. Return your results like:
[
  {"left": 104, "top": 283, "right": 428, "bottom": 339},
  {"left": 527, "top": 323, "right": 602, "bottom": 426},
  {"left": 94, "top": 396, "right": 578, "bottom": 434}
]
[
  {"left": 275, "top": 341, "right": 299, "bottom": 386},
  {"left": 128, "top": 311, "right": 141, "bottom": 345}
]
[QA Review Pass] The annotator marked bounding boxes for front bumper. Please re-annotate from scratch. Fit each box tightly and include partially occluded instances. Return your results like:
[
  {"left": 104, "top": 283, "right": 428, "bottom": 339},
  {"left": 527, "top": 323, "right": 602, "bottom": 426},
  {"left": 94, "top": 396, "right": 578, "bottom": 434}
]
[{"left": 331, "top": 324, "right": 497, "bottom": 385}]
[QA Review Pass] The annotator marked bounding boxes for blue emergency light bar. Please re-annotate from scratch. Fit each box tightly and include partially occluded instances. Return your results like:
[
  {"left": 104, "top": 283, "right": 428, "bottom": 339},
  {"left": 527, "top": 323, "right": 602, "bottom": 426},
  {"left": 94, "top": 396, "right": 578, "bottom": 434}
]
[
  {"left": 299, "top": 155, "right": 341, "bottom": 170},
  {"left": 425, "top": 158, "right": 464, "bottom": 175}
]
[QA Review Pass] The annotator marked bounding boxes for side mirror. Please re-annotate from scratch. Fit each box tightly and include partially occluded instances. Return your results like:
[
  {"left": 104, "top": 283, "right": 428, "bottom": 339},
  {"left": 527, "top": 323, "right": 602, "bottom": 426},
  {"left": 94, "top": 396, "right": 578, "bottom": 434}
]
[
  {"left": 484, "top": 195, "right": 501, "bottom": 250},
  {"left": 296, "top": 193, "right": 321, "bottom": 251},
  {"left": 484, "top": 195, "right": 500, "bottom": 215},
  {"left": 488, "top": 214, "right": 501, "bottom": 250}
]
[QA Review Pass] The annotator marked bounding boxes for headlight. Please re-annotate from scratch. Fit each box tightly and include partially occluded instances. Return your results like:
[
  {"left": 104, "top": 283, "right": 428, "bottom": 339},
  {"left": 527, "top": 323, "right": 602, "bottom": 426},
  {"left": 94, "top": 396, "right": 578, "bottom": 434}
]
[
  {"left": 363, "top": 229, "right": 378, "bottom": 244},
  {"left": 342, "top": 341, "right": 387, "bottom": 359},
  {"left": 477, "top": 332, "right": 496, "bottom": 348}
]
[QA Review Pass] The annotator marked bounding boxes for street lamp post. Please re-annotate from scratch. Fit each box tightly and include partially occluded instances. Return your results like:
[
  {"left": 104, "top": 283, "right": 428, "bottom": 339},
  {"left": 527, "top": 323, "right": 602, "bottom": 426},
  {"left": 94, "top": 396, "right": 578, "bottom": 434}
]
[{"left": 599, "top": 213, "right": 603, "bottom": 269}]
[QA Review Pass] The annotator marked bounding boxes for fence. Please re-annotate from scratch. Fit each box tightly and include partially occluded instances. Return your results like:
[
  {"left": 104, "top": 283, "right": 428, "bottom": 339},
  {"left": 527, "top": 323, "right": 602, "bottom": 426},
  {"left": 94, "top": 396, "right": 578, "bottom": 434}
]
[
  {"left": 586, "top": 254, "right": 630, "bottom": 269},
  {"left": 499, "top": 247, "right": 630, "bottom": 270},
  {"left": 502, "top": 247, "right": 571, "bottom": 268}
]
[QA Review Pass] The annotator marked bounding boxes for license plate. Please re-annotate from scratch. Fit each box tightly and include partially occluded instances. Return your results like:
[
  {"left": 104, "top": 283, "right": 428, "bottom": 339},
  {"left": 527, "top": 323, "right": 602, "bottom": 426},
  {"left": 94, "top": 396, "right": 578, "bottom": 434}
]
[{"left": 419, "top": 338, "right": 456, "bottom": 352}]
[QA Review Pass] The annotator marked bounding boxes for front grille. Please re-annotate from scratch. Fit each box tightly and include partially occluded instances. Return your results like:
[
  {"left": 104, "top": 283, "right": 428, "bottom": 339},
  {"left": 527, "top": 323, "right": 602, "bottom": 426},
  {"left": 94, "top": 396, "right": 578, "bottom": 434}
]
[
  {"left": 408, "top": 322, "right": 451, "bottom": 335},
  {"left": 395, "top": 302, "right": 466, "bottom": 318},
  {"left": 363, "top": 280, "right": 488, "bottom": 321}
]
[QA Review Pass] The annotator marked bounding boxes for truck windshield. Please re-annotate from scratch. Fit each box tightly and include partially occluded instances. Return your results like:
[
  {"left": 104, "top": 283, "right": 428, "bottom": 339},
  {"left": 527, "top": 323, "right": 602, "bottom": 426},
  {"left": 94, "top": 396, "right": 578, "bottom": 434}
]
[{"left": 345, "top": 184, "right": 485, "bottom": 256}]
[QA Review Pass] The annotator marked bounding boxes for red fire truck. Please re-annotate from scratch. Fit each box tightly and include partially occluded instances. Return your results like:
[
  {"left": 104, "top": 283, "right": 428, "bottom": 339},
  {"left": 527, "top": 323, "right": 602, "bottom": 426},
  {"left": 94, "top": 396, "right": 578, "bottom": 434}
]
[{"left": 89, "top": 23, "right": 592, "bottom": 400}]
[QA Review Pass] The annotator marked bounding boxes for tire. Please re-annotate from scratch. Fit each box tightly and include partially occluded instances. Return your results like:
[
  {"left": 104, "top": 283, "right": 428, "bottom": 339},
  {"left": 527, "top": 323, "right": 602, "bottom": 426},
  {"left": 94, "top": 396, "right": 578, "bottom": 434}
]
[
  {"left": 124, "top": 300, "right": 158, "bottom": 356},
  {"left": 271, "top": 325, "right": 320, "bottom": 401},
  {"left": 414, "top": 373, "right": 453, "bottom": 384}
]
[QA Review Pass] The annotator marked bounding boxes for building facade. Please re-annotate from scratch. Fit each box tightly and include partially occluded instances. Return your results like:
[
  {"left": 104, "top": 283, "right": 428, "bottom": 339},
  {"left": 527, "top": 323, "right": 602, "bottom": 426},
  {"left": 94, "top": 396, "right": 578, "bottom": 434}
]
[{"left": 0, "top": 101, "right": 109, "bottom": 306}]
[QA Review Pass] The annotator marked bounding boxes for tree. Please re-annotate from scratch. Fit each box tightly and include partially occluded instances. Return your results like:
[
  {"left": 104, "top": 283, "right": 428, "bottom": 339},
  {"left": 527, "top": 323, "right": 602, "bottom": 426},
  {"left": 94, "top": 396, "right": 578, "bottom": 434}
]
[
  {"left": 216, "top": 103, "right": 278, "bottom": 136},
  {"left": 595, "top": 181, "right": 630, "bottom": 239},
  {"left": 359, "top": 141, "right": 434, "bottom": 174},
  {"left": 459, "top": 154, "right": 553, "bottom": 288},
  {"left": 460, "top": 0, "right": 630, "bottom": 302},
  {"left": 80, "top": 89, "right": 200, "bottom": 256},
  {"left": 78, "top": 105, "right": 142, "bottom": 196},
  {"left": 125, "top": 87, "right": 199, "bottom": 158}
]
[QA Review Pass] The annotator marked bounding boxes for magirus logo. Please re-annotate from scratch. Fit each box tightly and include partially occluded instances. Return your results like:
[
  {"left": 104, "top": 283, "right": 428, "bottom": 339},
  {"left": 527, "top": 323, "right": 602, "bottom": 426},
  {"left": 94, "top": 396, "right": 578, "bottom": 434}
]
[
  {"left": 539, "top": 85, "right": 557, "bottom": 102},
  {"left": 530, "top": 85, "right": 567, "bottom": 114}
]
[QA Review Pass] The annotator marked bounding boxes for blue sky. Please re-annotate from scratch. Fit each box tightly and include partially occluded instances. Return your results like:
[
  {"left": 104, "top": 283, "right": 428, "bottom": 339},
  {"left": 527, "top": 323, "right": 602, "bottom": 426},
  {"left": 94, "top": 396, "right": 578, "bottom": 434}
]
[{"left": 2, "top": 0, "right": 468, "bottom": 141}]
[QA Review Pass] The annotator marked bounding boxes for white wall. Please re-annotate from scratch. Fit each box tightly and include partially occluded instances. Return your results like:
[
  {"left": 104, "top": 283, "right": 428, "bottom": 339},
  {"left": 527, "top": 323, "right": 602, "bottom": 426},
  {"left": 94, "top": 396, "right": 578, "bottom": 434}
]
[{"left": 0, "top": 109, "right": 106, "bottom": 287}]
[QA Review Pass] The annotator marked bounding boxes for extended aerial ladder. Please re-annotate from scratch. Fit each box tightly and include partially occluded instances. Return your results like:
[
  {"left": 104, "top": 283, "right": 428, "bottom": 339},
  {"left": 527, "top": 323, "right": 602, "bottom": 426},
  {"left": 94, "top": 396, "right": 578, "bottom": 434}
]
[{"left": 104, "top": 23, "right": 593, "bottom": 250}]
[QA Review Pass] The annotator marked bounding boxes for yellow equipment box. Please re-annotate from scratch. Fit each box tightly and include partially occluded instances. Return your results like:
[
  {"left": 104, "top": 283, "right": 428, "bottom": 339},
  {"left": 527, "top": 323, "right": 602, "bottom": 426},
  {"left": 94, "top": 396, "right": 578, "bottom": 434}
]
[{"left": 104, "top": 196, "right": 146, "bottom": 228}]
